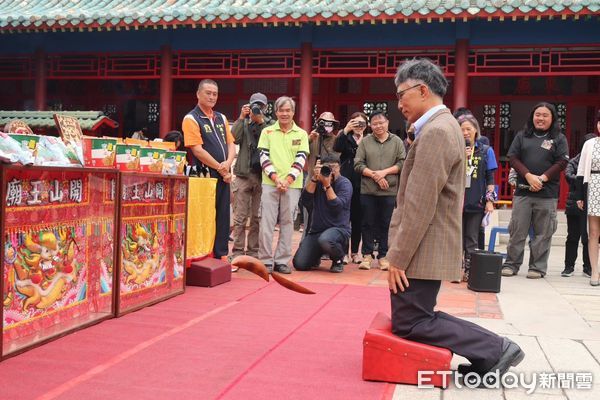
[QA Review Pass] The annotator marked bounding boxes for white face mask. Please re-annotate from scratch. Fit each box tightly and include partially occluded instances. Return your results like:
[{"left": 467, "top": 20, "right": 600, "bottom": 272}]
[{"left": 324, "top": 126, "right": 334, "bottom": 134}]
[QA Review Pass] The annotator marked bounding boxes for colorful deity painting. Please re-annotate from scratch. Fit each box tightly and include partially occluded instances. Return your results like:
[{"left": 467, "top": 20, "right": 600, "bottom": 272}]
[
  {"left": 172, "top": 217, "right": 185, "bottom": 280},
  {"left": 98, "top": 221, "right": 114, "bottom": 295},
  {"left": 3, "top": 226, "right": 87, "bottom": 327},
  {"left": 120, "top": 221, "right": 166, "bottom": 292}
]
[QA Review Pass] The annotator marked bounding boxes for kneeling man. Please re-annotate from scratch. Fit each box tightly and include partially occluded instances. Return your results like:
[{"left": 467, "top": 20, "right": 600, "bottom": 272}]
[{"left": 293, "top": 155, "right": 352, "bottom": 273}]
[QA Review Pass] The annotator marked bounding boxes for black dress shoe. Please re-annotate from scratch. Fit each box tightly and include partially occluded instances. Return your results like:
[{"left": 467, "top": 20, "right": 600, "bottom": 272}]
[
  {"left": 459, "top": 338, "right": 524, "bottom": 388},
  {"left": 477, "top": 338, "right": 524, "bottom": 383},
  {"left": 274, "top": 264, "right": 292, "bottom": 274}
]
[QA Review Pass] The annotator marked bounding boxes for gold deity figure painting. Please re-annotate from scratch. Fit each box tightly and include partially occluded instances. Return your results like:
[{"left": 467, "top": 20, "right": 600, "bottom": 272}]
[
  {"left": 3, "top": 228, "right": 84, "bottom": 316},
  {"left": 121, "top": 223, "right": 166, "bottom": 290}
]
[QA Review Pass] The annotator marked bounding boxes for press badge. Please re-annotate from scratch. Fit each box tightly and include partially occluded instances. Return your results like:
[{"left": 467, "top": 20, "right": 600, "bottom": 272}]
[
  {"left": 541, "top": 140, "right": 553, "bottom": 150},
  {"left": 465, "top": 166, "right": 474, "bottom": 188}
]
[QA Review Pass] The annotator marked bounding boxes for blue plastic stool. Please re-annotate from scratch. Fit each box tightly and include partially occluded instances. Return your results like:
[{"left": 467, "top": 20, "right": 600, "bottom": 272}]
[
  {"left": 488, "top": 226, "right": 534, "bottom": 258},
  {"left": 488, "top": 226, "right": 509, "bottom": 256}
]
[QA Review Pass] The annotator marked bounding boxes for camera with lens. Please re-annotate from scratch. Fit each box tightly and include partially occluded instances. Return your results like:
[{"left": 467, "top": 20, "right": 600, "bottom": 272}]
[
  {"left": 355, "top": 121, "right": 366, "bottom": 129},
  {"left": 320, "top": 164, "right": 332, "bottom": 178},
  {"left": 316, "top": 119, "right": 336, "bottom": 136},
  {"left": 250, "top": 102, "right": 263, "bottom": 116}
]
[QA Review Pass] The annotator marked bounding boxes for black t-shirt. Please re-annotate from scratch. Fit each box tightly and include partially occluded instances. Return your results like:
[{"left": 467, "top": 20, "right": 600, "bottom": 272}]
[{"left": 507, "top": 132, "right": 569, "bottom": 198}]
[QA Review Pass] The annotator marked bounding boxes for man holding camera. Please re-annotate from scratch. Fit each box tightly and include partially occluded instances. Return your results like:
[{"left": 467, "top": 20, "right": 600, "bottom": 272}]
[
  {"left": 293, "top": 154, "right": 352, "bottom": 273},
  {"left": 231, "top": 93, "right": 274, "bottom": 263},
  {"left": 304, "top": 112, "right": 341, "bottom": 234}
]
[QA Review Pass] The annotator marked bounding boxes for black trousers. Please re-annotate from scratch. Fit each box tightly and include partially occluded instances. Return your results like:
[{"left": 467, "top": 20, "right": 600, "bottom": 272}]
[
  {"left": 293, "top": 228, "right": 349, "bottom": 270},
  {"left": 361, "top": 194, "right": 395, "bottom": 258},
  {"left": 391, "top": 279, "right": 503, "bottom": 371},
  {"left": 478, "top": 225, "right": 485, "bottom": 250},
  {"left": 463, "top": 212, "right": 484, "bottom": 256},
  {"left": 213, "top": 178, "right": 231, "bottom": 258},
  {"left": 565, "top": 213, "right": 591, "bottom": 269}
]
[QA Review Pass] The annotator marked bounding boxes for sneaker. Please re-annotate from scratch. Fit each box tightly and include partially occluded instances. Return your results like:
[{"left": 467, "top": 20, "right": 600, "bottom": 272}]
[
  {"left": 330, "top": 260, "right": 344, "bottom": 273},
  {"left": 342, "top": 255, "right": 349, "bottom": 265},
  {"left": 583, "top": 267, "right": 592, "bottom": 278},
  {"left": 265, "top": 264, "right": 273, "bottom": 274},
  {"left": 274, "top": 264, "right": 291, "bottom": 274},
  {"left": 359, "top": 255, "right": 373, "bottom": 270},
  {"left": 351, "top": 253, "right": 363, "bottom": 264},
  {"left": 526, "top": 270, "right": 543, "bottom": 279},
  {"left": 501, "top": 267, "right": 516, "bottom": 276},
  {"left": 378, "top": 258, "right": 390, "bottom": 271},
  {"left": 561, "top": 267, "right": 574, "bottom": 277}
]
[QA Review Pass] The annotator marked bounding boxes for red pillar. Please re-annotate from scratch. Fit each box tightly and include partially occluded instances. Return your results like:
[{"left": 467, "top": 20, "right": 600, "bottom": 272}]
[
  {"left": 453, "top": 39, "right": 469, "bottom": 111},
  {"left": 34, "top": 48, "right": 46, "bottom": 111},
  {"left": 159, "top": 45, "right": 173, "bottom": 138},
  {"left": 298, "top": 42, "right": 313, "bottom": 132}
]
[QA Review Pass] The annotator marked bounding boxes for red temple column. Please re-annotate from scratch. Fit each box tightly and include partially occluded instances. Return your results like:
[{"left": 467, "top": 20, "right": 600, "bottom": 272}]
[
  {"left": 159, "top": 45, "right": 173, "bottom": 138},
  {"left": 34, "top": 48, "right": 46, "bottom": 111},
  {"left": 298, "top": 42, "right": 313, "bottom": 132},
  {"left": 453, "top": 39, "right": 469, "bottom": 111}
]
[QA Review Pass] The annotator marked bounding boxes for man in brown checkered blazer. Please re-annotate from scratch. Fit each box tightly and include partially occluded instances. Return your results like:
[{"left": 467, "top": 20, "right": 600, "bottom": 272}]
[{"left": 387, "top": 58, "right": 524, "bottom": 385}]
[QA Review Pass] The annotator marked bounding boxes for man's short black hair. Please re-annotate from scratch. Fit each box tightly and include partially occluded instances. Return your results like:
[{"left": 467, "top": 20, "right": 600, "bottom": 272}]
[
  {"left": 321, "top": 154, "right": 340, "bottom": 164},
  {"left": 369, "top": 111, "right": 388, "bottom": 122}
]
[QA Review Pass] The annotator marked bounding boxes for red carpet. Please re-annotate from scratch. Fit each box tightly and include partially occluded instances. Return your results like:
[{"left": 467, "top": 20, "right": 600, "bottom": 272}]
[{"left": 0, "top": 278, "right": 394, "bottom": 400}]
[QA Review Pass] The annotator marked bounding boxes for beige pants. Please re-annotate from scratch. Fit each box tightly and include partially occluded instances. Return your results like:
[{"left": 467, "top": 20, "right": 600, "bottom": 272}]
[
  {"left": 258, "top": 184, "right": 301, "bottom": 267},
  {"left": 231, "top": 174, "right": 262, "bottom": 257}
]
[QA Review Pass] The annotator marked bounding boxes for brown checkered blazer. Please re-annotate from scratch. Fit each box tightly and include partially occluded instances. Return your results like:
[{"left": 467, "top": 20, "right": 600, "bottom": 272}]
[{"left": 386, "top": 108, "right": 465, "bottom": 281}]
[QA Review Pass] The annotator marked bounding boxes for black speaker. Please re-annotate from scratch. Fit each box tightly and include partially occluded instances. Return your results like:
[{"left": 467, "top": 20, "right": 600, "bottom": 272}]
[{"left": 468, "top": 251, "right": 503, "bottom": 293}]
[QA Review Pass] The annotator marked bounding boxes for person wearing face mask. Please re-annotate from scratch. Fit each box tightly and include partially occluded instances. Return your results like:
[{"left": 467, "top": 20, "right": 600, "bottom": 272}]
[
  {"left": 303, "top": 112, "right": 341, "bottom": 237},
  {"left": 293, "top": 154, "right": 353, "bottom": 273},
  {"left": 354, "top": 111, "right": 406, "bottom": 271},
  {"left": 501, "top": 102, "right": 569, "bottom": 279},
  {"left": 334, "top": 112, "right": 368, "bottom": 264}
]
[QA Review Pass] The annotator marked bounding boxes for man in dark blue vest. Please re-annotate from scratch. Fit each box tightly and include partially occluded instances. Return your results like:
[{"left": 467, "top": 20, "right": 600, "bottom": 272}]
[{"left": 183, "top": 79, "right": 236, "bottom": 261}]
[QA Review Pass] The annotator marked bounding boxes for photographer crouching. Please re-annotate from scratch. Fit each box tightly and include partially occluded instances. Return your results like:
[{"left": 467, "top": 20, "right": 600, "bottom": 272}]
[{"left": 292, "top": 154, "right": 353, "bottom": 273}]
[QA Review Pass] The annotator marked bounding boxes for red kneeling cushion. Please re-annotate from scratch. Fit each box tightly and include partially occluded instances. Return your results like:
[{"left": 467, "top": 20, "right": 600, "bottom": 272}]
[
  {"left": 362, "top": 312, "right": 452, "bottom": 388},
  {"left": 186, "top": 258, "right": 231, "bottom": 287}
]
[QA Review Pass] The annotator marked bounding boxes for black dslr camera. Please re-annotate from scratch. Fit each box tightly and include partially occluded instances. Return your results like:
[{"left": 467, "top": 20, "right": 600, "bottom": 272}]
[
  {"left": 315, "top": 119, "right": 336, "bottom": 136},
  {"left": 320, "top": 164, "right": 332, "bottom": 178},
  {"left": 250, "top": 102, "right": 263, "bottom": 116}
]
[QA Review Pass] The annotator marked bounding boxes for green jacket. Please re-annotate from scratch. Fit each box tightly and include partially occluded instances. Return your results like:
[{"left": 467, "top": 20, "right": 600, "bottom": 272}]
[
  {"left": 354, "top": 133, "right": 406, "bottom": 196},
  {"left": 232, "top": 116, "right": 274, "bottom": 177}
]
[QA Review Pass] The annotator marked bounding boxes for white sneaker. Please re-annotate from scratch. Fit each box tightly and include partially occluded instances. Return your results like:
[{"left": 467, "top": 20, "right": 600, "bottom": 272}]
[{"left": 359, "top": 255, "right": 373, "bottom": 270}]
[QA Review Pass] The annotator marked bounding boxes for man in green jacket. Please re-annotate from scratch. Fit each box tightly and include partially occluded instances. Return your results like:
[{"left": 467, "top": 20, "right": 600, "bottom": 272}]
[
  {"left": 231, "top": 93, "right": 274, "bottom": 263},
  {"left": 354, "top": 111, "right": 406, "bottom": 271}
]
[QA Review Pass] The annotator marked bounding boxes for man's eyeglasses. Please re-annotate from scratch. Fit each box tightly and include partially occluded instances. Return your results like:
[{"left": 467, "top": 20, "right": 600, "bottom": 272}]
[{"left": 395, "top": 84, "right": 422, "bottom": 101}]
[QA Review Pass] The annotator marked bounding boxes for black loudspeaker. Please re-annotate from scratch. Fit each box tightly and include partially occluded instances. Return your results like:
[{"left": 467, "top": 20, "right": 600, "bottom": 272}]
[{"left": 468, "top": 251, "right": 503, "bottom": 293}]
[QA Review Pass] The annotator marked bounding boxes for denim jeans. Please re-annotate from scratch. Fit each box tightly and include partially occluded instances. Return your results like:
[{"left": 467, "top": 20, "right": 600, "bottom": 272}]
[{"left": 293, "top": 227, "right": 349, "bottom": 270}]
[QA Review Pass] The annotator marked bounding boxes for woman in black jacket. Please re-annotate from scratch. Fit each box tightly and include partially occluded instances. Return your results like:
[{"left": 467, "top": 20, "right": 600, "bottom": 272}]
[
  {"left": 562, "top": 133, "right": 596, "bottom": 277},
  {"left": 333, "top": 112, "right": 368, "bottom": 264}
]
